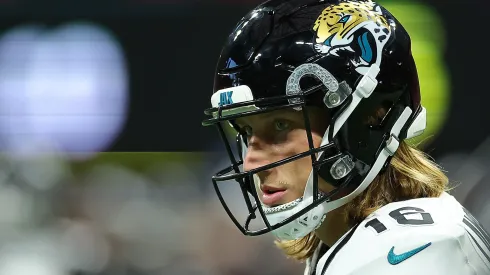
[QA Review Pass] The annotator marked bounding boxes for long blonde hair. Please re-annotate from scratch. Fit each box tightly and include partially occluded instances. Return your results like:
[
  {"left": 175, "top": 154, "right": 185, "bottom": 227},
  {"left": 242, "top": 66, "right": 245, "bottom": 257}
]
[{"left": 274, "top": 140, "right": 449, "bottom": 261}]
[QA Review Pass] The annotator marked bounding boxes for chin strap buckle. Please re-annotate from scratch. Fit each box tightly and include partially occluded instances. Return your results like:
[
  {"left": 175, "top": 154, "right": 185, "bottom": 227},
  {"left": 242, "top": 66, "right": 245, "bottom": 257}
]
[{"left": 385, "top": 134, "right": 400, "bottom": 156}]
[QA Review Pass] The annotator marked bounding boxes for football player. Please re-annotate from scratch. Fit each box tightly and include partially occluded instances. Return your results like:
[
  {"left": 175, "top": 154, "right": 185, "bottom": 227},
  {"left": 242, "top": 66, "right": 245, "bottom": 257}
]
[{"left": 201, "top": 0, "right": 490, "bottom": 274}]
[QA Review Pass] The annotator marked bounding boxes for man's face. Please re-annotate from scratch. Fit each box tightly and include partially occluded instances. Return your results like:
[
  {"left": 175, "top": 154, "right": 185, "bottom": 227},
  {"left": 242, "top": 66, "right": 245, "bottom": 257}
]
[{"left": 236, "top": 107, "right": 332, "bottom": 207}]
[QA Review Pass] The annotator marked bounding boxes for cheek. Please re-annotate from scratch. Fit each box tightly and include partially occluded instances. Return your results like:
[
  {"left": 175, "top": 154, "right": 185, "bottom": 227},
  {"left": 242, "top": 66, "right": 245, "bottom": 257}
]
[
  {"left": 274, "top": 129, "right": 328, "bottom": 191},
  {"left": 310, "top": 130, "right": 336, "bottom": 193},
  {"left": 313, "top": 132, "right": 324, "bottom": 148},
  {"left": 276, "top": 129, "right": 323, "bottom": 170},
  {"left": 272, "top": 129, "right": 311, "bottom": 158},
  {"left": 279, "top": 130, "right": 316, "bottom": 189},
  {"left": 294, "top": 129, "right": 322, "bottom": 152},
  {"left": 278, "top": 156, "right": 312, "bottom": 197}
]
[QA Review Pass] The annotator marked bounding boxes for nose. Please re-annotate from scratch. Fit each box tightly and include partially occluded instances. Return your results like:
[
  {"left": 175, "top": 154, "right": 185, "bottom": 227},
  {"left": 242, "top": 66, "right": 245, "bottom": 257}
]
[
  {"left": 243, "top": 134, "right": 271, "bottom": 173},
  {"left": 243, "top": 147, "right": 273, "bottom": 187},
  {"left": 244, "top": 149, "right": 266, "bottom": 173}
]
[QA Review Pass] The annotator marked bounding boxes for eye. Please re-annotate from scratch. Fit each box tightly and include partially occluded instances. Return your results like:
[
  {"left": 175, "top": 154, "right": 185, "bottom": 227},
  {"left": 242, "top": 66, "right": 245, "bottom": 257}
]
[
  {"left": 338, "top": 14, "right": 351, "bottom": 23},
  {"left": 274, "top": 120, "right": 290, "bottom": 131}
]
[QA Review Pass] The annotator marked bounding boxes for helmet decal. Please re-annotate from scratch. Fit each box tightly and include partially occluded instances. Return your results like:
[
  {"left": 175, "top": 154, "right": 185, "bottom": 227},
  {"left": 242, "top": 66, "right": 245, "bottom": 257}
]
[{"left": 313, "top": 0, "right": 392, "bottom": 75}]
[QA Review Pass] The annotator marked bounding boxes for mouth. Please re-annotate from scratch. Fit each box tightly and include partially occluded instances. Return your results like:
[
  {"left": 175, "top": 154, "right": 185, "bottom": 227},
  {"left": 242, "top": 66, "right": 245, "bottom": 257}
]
[{"left": 260, "top": 186, "right": 287, "bottom": 207}]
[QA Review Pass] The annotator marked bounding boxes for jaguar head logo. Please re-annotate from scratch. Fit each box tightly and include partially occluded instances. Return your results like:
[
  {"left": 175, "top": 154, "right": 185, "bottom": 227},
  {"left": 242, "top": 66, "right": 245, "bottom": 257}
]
[{"left": 313, "top": 0, "right": 392, "bottom": 75}]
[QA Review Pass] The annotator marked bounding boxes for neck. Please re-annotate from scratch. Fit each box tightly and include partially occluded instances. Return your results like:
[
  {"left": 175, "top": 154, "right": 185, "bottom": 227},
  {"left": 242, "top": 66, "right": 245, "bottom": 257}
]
[{"left": 314, "top": 205, "right": 350, "bottom": 247}]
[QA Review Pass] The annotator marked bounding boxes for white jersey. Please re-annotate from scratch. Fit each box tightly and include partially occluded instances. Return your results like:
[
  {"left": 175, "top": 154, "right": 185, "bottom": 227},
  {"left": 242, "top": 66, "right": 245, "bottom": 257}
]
[{"left": 305, "top": 192, "right": 490, "bottom": 275}]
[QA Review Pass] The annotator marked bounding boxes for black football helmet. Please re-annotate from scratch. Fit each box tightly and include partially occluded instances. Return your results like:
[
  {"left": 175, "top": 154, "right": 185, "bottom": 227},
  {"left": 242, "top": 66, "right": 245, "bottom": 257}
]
[{"left": 202, "top": 0, "right": 427, "bottom": 240}]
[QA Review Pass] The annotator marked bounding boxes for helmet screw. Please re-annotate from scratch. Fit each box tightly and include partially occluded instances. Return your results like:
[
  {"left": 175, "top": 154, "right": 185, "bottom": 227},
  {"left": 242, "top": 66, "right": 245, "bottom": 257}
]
[
  {"left": 328, "top": 92, "right": 341, "bottom": 106},
  {"left": 334, "top": 163, "right": 347, "bottom": 178}
]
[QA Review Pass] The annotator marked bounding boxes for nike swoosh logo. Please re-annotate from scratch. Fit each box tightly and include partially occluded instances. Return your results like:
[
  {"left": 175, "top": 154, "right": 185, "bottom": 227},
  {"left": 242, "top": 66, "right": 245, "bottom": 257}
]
[{"left": 387, "top": 242, "right": 432, "bottom": 265}]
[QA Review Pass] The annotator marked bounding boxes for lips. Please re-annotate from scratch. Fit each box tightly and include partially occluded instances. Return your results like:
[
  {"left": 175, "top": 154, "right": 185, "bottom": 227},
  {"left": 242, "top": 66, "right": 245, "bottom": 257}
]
[{"left": 260, "top": 185, "right": 287, "bottom": 206}]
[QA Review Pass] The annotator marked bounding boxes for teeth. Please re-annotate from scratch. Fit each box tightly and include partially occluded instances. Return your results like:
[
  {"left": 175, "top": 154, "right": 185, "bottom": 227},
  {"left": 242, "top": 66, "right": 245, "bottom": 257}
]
[
  {"left": 330, "top": 48, "right": 339, "bottom": 56},
  {"left": 345, "top": 46, "right": 354, "bottom": 52},
  {"left": 351, "top": 57, "right": 369, "bottom": 67},
  {"left": 359, "top": 58, "right": 368, "bottom": 66}
]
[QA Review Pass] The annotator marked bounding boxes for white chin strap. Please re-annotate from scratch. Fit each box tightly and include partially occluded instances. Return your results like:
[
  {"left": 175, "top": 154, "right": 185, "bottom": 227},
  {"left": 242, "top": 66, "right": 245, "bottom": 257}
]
[{"left": 261, "top": 64, "right": 426, "bottom": 241}]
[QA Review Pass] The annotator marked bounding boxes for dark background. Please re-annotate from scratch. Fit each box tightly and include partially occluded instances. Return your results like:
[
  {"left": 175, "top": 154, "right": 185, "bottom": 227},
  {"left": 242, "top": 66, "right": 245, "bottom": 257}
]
[{"left": 0, "top": 0, "right": 485, "bottom": 156}]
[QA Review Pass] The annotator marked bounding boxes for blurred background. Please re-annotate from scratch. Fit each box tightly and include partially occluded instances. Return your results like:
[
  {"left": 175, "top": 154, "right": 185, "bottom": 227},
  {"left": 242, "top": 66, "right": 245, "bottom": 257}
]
[{"left": 0, "top": 0, "right": 487, "bottom": 274}]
